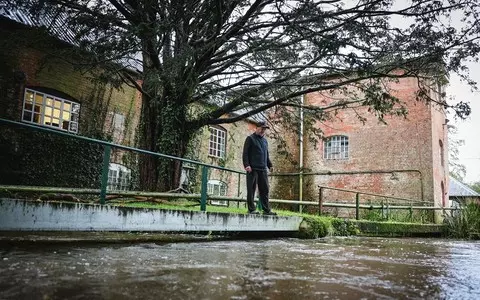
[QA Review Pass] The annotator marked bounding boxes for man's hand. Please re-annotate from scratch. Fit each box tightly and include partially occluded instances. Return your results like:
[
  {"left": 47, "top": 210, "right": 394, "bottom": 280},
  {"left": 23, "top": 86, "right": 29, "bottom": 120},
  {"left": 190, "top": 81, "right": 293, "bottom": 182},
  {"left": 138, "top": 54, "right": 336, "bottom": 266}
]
[
  {"left": 245, "top": 166, "right": 252, "bottom": 172},
  {"left": 269, "top": 167, "right": 274, "bottom": 173}
]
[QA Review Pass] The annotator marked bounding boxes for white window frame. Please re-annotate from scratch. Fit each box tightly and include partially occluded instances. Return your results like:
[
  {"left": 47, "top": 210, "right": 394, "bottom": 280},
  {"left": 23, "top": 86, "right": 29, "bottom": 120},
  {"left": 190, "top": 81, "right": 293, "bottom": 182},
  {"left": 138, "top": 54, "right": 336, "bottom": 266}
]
[
  {"left": 324, "top": 135, "right": 349, "bottom": 160},
  {"left": 22, "top": 88, "right": 80, "bottom": 133},
  {"left": 208, "top": 126, "right": 226, "bottom": 158},
  {"left": 208, "top": 179, "right": 228, "bottom": 206},
  {"left": 107, "top": 163, "right": 132, "bottom": 191}
]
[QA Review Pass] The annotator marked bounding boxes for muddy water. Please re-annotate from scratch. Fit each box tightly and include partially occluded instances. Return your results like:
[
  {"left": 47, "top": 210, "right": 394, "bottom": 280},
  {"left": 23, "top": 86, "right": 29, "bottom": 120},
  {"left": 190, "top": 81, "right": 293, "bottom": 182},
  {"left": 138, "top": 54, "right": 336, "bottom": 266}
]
[{"left": 0, "top": 237, "right": 479, "bottom": 299}]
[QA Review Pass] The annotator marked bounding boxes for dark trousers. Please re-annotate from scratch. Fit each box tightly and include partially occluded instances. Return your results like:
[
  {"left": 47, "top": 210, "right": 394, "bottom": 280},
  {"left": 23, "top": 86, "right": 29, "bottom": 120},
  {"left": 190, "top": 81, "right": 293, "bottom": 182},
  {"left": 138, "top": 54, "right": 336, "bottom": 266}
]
[{"left": 246, "top": 169, "right": 271, "bottom": 212}]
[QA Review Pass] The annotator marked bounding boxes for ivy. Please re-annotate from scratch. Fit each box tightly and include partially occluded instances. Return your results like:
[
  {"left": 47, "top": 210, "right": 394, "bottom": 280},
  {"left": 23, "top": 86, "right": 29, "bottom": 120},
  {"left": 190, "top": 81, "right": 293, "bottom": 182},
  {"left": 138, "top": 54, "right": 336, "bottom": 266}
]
[{"left": 0, "top": 127, "right": 104, "bottom": 188}]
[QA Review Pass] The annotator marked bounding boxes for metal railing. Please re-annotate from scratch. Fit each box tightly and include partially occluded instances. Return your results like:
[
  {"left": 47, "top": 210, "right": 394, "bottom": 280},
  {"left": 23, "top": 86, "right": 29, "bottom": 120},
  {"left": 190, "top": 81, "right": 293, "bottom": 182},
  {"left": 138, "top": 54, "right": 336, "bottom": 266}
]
[
  {"left": 0, "top": 118, "right": 245, "bottom": 210},
  {"left": 0, "top": 117, "right": 451, "bottom": 219}
]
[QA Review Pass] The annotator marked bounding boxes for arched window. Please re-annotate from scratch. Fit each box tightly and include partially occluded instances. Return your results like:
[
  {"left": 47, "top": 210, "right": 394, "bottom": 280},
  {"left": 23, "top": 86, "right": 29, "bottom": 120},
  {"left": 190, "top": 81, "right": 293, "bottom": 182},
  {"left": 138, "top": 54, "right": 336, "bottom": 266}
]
[
  {"left": 324, "top": 135, "right": 349, "bottom": 160},
  {"left": 208, "top": 179, "right": 228, "bottom": 206},
  {"left": 22, "top": 88, "right": 80, "bottom": 133},
  {"left": 208, "top": 126, "right": 227, "bottom": 158}
]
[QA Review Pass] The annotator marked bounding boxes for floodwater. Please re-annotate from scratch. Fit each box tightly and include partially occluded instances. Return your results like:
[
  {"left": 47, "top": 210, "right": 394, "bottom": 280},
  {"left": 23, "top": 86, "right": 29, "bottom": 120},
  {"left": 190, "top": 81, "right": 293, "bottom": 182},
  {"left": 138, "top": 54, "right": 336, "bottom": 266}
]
[{"left": 0, "top": 237, "right": 479, "bottom": 300}]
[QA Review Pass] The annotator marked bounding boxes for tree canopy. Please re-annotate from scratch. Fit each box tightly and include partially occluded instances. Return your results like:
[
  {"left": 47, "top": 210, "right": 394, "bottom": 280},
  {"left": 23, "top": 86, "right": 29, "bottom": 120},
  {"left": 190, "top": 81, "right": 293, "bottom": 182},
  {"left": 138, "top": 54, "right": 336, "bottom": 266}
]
[{"left": 4, "top": 0, "right": 480, "bottom": 190}]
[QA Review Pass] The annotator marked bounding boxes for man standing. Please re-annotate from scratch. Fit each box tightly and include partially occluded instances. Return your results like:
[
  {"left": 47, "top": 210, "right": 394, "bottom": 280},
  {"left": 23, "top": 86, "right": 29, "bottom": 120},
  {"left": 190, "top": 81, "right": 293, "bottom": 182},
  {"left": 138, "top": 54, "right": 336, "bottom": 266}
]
[{"left": 242, "top": 121, "right": 276, "bottom": 215}]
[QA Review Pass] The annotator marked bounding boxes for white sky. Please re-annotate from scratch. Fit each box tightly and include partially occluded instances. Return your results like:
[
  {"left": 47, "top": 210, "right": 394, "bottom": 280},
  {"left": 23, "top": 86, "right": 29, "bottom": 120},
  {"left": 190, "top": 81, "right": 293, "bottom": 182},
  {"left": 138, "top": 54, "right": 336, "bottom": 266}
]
[{"left": 447, "top": 61, "right": 480, "bottom": 184}]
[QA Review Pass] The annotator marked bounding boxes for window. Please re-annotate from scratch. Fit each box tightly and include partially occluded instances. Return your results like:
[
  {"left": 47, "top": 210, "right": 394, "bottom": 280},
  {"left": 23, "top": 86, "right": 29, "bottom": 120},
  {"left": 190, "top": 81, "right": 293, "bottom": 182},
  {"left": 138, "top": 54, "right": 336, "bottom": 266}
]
[
  {"left": 324, "top": 135, "right": 349, "bottom": 160},
  {"left": 112, "top": 113, "right": 125, "bottom": 140},
  {"left": 107, "top": 163, "right": 131, "bottom": 191},
  {"left": 208, "top": 126, "right": 226, "bottom": 158},
  {"left": 208, "top": 180, "right": 228, "bottom": 206},
  {"left": 22, "top": 88, "right": 80, "bottom": 133}
]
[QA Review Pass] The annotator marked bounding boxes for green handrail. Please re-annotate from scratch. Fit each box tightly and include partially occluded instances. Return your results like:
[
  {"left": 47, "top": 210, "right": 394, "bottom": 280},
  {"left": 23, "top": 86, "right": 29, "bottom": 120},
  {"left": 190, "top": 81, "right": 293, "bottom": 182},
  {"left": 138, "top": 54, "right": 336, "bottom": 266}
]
[{"left": 0, "top": 118, "right": 246, "bottom": 211}]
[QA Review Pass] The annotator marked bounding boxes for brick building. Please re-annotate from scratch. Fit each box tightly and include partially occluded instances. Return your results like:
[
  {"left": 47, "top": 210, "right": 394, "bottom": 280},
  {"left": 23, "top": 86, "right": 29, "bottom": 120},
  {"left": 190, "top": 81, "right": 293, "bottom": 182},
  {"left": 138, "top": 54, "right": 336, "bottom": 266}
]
[
  {"left": 0, "top": 7, "right": 449, "bottom": 221},
  {"left": 0, "top": 9, "right": 142, "bottom": 190}
]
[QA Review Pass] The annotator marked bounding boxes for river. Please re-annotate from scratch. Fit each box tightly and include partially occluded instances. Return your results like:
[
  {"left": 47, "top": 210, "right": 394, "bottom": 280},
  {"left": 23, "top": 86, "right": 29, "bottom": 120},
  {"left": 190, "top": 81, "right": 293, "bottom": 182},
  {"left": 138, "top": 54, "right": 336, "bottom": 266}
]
[{"left": 1, "top": 237, "right": 479, "bottom": 299}]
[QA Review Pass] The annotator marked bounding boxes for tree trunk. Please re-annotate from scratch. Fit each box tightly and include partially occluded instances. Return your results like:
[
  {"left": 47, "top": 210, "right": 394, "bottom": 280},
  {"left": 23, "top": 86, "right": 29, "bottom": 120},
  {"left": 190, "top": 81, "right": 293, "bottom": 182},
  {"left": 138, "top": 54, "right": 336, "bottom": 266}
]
[{"left": 138, "top": 78, "right": 194, "bottom": 192}]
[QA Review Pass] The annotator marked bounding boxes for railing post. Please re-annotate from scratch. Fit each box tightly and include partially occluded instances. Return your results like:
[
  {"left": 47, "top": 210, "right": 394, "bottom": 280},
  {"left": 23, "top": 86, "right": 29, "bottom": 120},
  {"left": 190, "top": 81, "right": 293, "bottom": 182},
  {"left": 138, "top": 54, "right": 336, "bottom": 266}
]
[
  {"left": 237, "top": 173, "right": 241, "bottom": 208},
  {"left": 386, "top": 199, "right": 389, "bottom": 219},
  {"left": 318, "top": 187, "right": 323, "bottom": 215},
  {"left": 99, "top": 145, "right": 111, "bottom": 205},
  {"left": 200, "top": 166, "right": 208, "bottom": 211},
  {"left": 409, "top": 205, "right": 413, "bottom": 222},
  {"left": 355, "top": 193, "right": 360, "bottom": 220},
  {"left": 381, "top": 200, "right": 385, "bottom": 219}
]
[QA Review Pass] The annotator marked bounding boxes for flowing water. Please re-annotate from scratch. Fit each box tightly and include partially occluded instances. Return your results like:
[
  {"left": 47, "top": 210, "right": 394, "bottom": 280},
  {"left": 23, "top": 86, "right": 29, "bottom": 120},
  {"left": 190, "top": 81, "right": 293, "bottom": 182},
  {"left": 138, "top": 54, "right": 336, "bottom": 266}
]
[{"left": 0, "top": 237, "right": 479, "bottom": 299}]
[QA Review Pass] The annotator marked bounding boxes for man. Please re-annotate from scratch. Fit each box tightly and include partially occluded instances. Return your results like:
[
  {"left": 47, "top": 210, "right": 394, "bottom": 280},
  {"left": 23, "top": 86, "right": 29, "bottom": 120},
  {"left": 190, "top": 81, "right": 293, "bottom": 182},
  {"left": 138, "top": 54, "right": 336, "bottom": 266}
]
[{"left": 242, "top": 121, "right": 276, "bottom": 215}]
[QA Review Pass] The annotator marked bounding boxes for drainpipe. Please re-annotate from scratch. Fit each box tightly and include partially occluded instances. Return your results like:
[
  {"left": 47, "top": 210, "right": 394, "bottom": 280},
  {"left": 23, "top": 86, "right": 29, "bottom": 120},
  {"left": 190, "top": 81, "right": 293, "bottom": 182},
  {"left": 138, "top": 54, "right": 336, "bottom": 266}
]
[{"left": 299, "top": 94, "right": 304, "bottom": 213}]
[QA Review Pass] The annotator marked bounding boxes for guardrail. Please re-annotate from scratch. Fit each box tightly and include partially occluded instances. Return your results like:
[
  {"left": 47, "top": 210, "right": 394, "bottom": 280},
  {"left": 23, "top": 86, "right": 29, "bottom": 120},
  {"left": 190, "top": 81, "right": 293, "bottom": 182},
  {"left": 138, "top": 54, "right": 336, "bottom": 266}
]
[{"left": 0, "top": 117, "right": 450, "bottom": 220}]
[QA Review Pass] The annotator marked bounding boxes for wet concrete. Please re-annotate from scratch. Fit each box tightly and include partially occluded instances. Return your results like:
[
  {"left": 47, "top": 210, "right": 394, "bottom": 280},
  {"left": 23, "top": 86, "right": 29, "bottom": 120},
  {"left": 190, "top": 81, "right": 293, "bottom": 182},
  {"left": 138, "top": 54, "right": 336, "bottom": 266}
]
[{"left": 1, "top": 237, "right": 479, "bottom": 299}]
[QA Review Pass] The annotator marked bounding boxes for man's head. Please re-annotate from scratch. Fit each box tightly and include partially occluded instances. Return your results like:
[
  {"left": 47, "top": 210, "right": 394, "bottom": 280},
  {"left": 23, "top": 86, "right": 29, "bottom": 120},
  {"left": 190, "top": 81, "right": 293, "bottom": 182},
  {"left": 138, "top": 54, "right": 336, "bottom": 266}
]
[{"left": 255, "top": 121, "right": 269, "bottom": 136}]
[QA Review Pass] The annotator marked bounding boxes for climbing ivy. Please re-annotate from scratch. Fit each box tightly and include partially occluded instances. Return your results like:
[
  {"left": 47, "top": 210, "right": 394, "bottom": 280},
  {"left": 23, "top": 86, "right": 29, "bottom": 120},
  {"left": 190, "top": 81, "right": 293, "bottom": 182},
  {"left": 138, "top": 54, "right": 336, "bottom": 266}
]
[{"left": 0, "top": 127, "right": 104, "bottom": 187}]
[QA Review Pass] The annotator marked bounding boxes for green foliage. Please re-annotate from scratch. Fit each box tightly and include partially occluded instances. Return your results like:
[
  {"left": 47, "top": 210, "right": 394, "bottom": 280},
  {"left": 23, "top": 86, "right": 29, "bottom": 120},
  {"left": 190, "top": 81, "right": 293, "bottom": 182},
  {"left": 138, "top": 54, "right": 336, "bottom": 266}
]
[
  {"left": 298, "top": 217, "right": 329, "bottom": 239},
  {"left": 330, "top": 219, "right": 360, "bottom": 236},
  {"left": 469, "top": 182, "right": 480, "bottom": 194},
  {"left": 444, "top": 203, "right": 480, "bottom": 240},
  {"left": 361, "top": 207, "right": 433, "bottom": 224},
  {"left": 0, "top": 128, "right": 104, "bottom": 188}
]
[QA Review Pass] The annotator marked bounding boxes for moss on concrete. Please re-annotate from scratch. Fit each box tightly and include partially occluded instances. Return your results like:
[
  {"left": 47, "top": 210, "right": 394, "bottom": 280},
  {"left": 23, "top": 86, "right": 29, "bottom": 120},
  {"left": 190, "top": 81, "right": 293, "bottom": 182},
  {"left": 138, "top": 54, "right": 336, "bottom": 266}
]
[
  {"left": 297, "top": 217, "right": 329, "bottom": 239},
  {"left": 354, "top": 220, "right": 444, "bottom": 237}
]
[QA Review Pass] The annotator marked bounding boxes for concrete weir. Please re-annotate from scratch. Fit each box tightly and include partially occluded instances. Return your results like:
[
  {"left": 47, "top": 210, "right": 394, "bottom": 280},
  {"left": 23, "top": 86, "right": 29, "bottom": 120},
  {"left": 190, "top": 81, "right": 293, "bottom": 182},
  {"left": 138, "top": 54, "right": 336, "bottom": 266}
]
[{"left": 0, "top": 198, "right": 303, "bottom": 232}]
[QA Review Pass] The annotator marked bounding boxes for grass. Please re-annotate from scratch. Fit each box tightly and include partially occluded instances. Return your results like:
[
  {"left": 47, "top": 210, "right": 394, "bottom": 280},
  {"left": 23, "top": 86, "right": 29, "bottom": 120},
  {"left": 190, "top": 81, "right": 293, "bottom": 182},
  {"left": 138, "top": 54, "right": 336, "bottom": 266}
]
[
  {"left": 444, "top": 202, "right": 480, "bottom": 240},
  {"left": 111, "top": 199, "right": 365, "bottom": 238}
]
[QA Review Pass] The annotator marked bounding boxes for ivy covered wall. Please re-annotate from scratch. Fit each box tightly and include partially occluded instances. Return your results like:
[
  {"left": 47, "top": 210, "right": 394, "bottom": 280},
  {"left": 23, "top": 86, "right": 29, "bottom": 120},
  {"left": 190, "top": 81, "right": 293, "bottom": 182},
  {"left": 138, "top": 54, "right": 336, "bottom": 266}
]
[{"left": 0, "top": 20, "right": 141, "bottom": 188}]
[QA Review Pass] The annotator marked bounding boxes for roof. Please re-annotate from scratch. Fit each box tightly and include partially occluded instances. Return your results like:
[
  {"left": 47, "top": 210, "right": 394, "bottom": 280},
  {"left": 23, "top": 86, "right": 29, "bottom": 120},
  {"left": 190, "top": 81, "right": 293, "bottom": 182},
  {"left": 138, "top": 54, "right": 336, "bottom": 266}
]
[
  {"left": 0, "top": 5, "right": 143, "bottom": 73},
  {"left": 449, "top": 176, "right": 480, "bottom": 197}
]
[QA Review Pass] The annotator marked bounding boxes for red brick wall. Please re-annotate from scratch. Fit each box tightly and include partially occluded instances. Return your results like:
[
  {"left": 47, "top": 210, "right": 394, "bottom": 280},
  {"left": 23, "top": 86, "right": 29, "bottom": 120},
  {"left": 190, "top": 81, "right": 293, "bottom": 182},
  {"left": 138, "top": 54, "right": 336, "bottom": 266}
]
[{"left": 298, "top": 76, "right": 444, "bottom": 210}]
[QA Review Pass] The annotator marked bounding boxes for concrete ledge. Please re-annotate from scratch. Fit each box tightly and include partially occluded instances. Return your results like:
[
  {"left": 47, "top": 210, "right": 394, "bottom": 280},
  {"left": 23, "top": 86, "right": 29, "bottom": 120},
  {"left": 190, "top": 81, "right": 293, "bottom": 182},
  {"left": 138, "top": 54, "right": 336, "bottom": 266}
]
[{"left": 0, "top": 198, "right": 303, "bottom": 232}]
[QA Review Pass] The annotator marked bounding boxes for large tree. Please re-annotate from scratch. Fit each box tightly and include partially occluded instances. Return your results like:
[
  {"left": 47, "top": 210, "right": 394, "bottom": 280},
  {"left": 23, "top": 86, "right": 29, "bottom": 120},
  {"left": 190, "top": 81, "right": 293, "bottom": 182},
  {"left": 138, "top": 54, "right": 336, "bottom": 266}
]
[{"left": 4, "top": 0, "right": 480, "bottom": 191}]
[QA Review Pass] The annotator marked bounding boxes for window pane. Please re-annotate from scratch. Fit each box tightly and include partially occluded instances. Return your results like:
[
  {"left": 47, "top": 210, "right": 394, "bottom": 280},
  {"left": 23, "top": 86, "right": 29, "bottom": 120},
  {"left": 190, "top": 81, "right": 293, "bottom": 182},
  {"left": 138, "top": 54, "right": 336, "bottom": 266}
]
[
  {"left": 34, "top": 93, "right": 43, "bottom": 105},
  {"left": 33, "top": 104, "right": 42, "bottom": 113},
  {"left": 64, "top": 102, "right": 71, "bottom": 111},
  {"left": 53, "top": 108, "right": 61, "bottom": 118},
  {"left": 22, "top": 111, "right": 32, "bottom": 121},
  {"left": 44, "top": 116, "right": 52, "bottom": 125},
  {"left": 45, "top": 97, "right": 54, "bottom": 106},
  {"left": 71, "top": 113, "right": 79, "bottom": 122},
  {"left": 54, "top": 100, "right": 61, "bottom": 109},
  {"left": 33, "top": 113, "right": 41, "bottom": 124},
  {"left": 25, "top": 91, "right": 34, "bottom": 103},
  {"left": 72, "top": 103, "right": 80, "bottom": 113},
  {"left": 69, "top": 122, "right": 77, "bottom": 132},
  {"left": 51, "top": 118, "right": 60, "bottom": 127},
  {"left": 45, "top": 107, "right": 52, "bottom": 116}
]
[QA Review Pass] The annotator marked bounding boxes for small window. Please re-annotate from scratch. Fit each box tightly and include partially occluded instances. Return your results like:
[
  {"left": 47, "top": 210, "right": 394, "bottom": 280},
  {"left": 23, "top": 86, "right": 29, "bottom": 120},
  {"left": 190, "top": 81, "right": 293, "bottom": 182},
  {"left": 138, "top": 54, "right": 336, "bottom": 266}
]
[
  {"left": 22, "top": 88, "right": 80, "bottom": 133},
  {"left": 208, "top": 126, "right": 226, "bottom": 158},
  {"left": 324, "top": 135, "right": 349, "bottom": 160},
  {"left": 112, "top": 113, "right": 125, "bottom": 140},
  {"left": 107, "top": 163, "right": 131, "bottom": 191},
  {"left": 208, "top": 180, "right": 228, "bottom": 206}
]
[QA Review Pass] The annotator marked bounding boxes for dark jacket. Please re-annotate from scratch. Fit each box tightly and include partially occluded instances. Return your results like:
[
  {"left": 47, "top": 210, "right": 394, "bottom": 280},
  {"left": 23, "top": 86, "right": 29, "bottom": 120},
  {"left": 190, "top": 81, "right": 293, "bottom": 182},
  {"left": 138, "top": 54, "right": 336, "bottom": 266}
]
[{"left": 242, "top": 133, "right": 272, "bottom": 170}]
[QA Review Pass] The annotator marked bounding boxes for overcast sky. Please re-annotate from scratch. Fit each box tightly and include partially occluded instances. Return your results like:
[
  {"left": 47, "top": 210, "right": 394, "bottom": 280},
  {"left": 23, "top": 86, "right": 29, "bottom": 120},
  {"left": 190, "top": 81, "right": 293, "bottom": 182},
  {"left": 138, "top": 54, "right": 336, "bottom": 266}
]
[{"left": 447, "top": 60, "right": 480, "bottom": 184}]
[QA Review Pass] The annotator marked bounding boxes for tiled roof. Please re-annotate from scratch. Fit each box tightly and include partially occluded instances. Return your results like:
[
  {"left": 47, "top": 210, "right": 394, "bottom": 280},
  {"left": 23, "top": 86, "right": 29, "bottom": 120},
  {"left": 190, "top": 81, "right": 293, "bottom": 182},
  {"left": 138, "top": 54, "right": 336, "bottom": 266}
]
[
  {"left": 0, "top": 5, "right": 143, "bottom": 72},
  {"left": 449, "top": 176, "right": 480, "bottom": 197}
]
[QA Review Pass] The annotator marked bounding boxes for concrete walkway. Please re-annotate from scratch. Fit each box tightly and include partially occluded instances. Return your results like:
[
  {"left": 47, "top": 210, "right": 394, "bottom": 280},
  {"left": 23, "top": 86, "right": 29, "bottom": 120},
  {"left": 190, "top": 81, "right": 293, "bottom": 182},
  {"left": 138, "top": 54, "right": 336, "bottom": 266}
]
[{"left": 0, "top": 198, "right": 303, "bottom": 232}]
